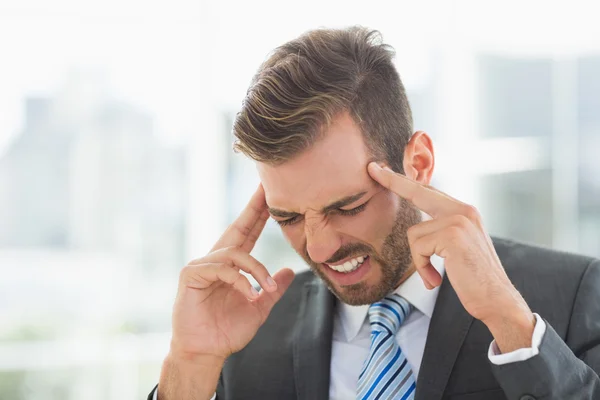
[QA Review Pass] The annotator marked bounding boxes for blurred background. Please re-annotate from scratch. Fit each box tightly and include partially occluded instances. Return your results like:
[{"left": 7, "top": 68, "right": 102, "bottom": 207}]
[{"left": 0, "top": 0, "right": 599, "bottom": 398}]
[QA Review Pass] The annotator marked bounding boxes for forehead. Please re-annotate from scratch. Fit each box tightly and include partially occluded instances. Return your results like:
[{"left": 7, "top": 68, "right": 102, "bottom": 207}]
[{"left": 257, "top": 112, "right": 376, "bottom": 211}]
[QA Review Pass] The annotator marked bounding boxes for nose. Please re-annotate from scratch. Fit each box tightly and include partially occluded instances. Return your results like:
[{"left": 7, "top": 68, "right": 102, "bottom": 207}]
[{"left": 304, "top": 219, "right": 341, "bottom": 264}]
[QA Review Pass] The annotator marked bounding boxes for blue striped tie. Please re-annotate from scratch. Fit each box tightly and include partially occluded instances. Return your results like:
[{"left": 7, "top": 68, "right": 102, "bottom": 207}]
[{"left": 357, "top": 294, "right": 416, "bottom": 400}]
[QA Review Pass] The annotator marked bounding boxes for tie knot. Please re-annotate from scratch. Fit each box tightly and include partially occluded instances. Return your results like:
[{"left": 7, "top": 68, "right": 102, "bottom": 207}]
[{"left": 368, "top": 294, "right": 412, "bottom": 335}]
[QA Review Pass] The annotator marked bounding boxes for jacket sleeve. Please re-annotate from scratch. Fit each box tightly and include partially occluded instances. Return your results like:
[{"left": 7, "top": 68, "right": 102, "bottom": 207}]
[{"left": 490, "top": 259, "right": 600, "bottom": 400}]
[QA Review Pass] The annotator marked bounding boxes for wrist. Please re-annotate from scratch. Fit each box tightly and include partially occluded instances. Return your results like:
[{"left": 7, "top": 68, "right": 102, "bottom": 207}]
[
  {"left": 167, "top": 336, "right": 227, "bottom": 368},
  {"left": 165, "top": 350, "right": 225, "bottom": 371},
  {"left": 482, "top": 299, "right": 536, "bottom": 354},
  {"left": 167, "top": 348, "right": 226, "bottom": 368},
  {"left": 158, "top": 351, "right": 224, "bottom": 400}
]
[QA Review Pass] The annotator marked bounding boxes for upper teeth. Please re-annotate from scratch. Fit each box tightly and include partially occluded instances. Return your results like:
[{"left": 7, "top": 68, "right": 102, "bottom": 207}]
[{"left": 327, "top": 256, "right": 366, "bottom": 273}]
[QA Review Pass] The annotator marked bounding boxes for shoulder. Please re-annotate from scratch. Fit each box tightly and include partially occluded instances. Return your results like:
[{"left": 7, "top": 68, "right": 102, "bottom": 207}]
[
  {"left": 492, "top": 236, "right": 598, "bottom": 280},
  {"left": 492, "top": 236, "right": 600, "bottom": 335}
]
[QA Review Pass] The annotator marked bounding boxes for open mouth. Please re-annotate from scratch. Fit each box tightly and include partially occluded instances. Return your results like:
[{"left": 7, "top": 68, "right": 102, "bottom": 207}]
[
  {"left": 326, "top": 255, "right": 369, "bottom": 273},
  {"left": 322, "top": 255, "right": 372, "bottom": 286}
]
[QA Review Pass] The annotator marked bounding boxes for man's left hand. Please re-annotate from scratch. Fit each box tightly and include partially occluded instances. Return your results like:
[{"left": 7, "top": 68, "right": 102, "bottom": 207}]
[{"left": 368, "top": 162, "right": 536, "bottom": 353}]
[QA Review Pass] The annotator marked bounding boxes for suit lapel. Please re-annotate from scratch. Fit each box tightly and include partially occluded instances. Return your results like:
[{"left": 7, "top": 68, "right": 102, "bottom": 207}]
[
  {"left": 415, "top": 273, "right": 474, "bottom": 400},
  {"left": 293, "top": 277, "right": 335, "bottom": 400}
]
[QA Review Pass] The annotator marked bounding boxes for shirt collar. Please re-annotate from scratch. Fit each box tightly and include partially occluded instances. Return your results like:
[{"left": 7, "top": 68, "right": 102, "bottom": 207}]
[{"left": 337, "top": 254, "right": 446, "bottom": 342}]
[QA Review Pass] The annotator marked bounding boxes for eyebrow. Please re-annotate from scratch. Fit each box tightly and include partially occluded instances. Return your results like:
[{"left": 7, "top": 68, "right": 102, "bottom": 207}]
[{"left": 268, "top": 191, "right": 368, "bottom": 218}]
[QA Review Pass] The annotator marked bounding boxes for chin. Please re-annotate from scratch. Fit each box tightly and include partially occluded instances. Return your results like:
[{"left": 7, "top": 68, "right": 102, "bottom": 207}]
[
  {"left": 334, "top": 284, "right": 389, "bottom": 306},
  {"left": 327, "top": 274, "right": 393, "bottom": 306}
]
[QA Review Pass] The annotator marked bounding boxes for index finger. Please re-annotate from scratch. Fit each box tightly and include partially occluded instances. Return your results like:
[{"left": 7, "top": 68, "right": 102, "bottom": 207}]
[
  {"left": 367, "top": 162, "right": 462, "bottom": 218},
  {"left": 211, "top": 184, "right": 269, "bottom": 251}
]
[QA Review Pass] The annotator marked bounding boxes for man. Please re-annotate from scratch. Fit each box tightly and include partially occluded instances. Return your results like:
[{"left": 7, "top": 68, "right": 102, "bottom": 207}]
[{"left": 149, "top": 27, "right": 600, "bottom": 400}]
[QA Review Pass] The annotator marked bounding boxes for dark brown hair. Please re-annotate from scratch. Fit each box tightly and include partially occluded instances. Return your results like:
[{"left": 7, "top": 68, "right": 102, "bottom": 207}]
[{"left": 233, "top": 26, "right": 413, "bottom": 173}]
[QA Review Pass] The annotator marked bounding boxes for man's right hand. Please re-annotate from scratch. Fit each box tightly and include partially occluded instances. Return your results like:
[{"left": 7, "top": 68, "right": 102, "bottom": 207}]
[{"left": 158, "top": 184, "right": 295, "bottom": 400}]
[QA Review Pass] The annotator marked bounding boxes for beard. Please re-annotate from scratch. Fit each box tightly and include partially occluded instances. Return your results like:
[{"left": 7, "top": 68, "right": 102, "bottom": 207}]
[{"left": 299, "top": 197, "right": 422, "bottom": 305}]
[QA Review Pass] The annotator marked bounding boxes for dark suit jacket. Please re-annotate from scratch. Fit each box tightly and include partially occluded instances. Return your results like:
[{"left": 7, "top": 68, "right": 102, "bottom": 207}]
[{"left": 149, "top": 238, "right": 600, "bottom": 400}]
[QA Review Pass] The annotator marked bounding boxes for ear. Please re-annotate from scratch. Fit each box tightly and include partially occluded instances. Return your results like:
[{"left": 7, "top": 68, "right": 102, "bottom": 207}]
[{"left": 402, "top": 131, "right": 435, "bottom": 184}]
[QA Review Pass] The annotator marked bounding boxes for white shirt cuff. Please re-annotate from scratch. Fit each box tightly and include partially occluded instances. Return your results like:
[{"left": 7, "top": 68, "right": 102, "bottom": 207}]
[{"left": 488, "top": 313, "right": 546, "bottom": 365}]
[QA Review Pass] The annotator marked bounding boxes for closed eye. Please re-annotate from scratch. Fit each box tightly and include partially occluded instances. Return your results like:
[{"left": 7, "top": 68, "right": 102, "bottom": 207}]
[
  {"left": 275, "top": 215, "right": 302, "bottom": 227},
  {"left": 275, "top": 214, "right": 302, "bottom": 226},
  {"left": 275, "top": 201, "right": 369, "bottom": 227},
  {"left": 337, "top": 202, "right": 367, "bottom": 216}
]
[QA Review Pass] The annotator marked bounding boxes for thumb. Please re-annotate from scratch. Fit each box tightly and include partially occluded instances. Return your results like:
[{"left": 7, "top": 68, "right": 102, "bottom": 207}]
[{"left": 255, "top": 268, "right": 295, "bottom": 319}]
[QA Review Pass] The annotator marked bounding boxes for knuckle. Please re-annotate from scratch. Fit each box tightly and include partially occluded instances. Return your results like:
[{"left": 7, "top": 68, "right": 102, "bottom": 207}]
[
  {"left": 215, "top": 263, "right": 228, "bottom": 273},
  {"left": 180, "top": 264, "right": 195, "bottom": 277},
  {"left": 411, "top": 253, "right": 428, "bottom": 269},
  {"left": 179, "top": 265, "right": 201, "bottom": 285},
  {"left": 247, "top": 231, "right": 260, "bottom": 244},
  {"left": 462, "top": 204, "right": 480, "bottom": 221},
  {"left": 445, "top": 226, "right": 464, "bottom": 241},
  {"left": 452, "top": 214, "right": 471, "bottom": 229},
  {"left": 235, "top": 222, "right": 252, "bottom": 237},
  {"left": 245, "top": 255, "right": 264, "bottom": 271},
  {"left": 406, "top": 225, "right": 417, "bottom": 241},
  {"left": 410, "top": 233, "right": 423, "bottom": 249},
  {"left": 233, "top": 273, "right": 248, "bottom": 287},
  {"left": 256, "top": 259, "right": 267, "bottom": 270},
  {"left": 410, "top": 239, "right": 429, "bottom": 259}
]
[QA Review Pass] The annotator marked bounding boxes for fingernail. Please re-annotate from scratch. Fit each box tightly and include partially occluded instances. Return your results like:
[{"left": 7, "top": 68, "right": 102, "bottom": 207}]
[
  {"left": 250, "top": 286, "right": 259, "bottom": 297},
  {"left": 266, "top": 276, "right": 277, "bottom": 289}
]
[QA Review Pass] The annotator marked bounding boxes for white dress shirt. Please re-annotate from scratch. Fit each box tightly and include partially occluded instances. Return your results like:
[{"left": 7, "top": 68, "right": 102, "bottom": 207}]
[{"left": 155, "top": 255, "right": 546, "bottom": 400}]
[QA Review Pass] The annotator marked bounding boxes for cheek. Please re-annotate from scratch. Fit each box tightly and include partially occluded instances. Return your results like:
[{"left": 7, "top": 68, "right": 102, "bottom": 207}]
[
  {"left": 280, "top": 224, "right": 306, "bottom": 254},
  {"left": 379, "top": 190, "right": 402, "bottom": 230},
  {"left": 337, "top": 192, "right": 399, "bottom": 245}
]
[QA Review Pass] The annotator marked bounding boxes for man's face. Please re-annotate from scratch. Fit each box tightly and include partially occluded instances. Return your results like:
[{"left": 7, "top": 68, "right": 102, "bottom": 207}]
[{"left": 258, "top": 112, "right": 422, "bottom": 305}]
